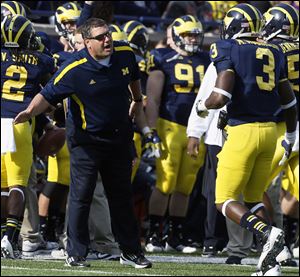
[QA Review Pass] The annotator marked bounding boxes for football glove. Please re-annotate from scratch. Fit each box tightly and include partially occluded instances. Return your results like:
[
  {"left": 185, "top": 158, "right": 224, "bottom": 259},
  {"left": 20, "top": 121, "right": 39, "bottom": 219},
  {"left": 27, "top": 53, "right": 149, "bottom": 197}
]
[
  {"left": 142, "top": 129, "right": 162, "bottom": 159},
  {"left": 278, "top": 132, "right": 296, "bottom": 166},
  {"left": 195, "top": 99, "right": 209, "bottom": 118}
]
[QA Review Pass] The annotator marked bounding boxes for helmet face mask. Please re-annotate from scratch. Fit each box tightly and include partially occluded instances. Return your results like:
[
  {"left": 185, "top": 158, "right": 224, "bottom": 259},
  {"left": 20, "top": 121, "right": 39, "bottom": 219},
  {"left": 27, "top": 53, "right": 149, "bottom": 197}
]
[
  {"left": 172, "top": 15, "right": 204, "bottom": 54},
  {"left": 221, "top": 3, "right": 263, "bottom": 40},
  {"left": 260, "top": 3, "right": 299, "bottom": 42}
]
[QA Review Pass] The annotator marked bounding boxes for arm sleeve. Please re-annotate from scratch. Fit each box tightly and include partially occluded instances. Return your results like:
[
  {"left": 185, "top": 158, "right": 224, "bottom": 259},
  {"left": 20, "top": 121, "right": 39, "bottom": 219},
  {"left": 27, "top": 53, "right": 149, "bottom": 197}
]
[
  {"left": 40, "top": 64, "right": 75, "bottom": 106},
  {"left": 186, "top": 63, "right": 218, "bottom": 138},
  {"left": 210, "top": 40, "right": 234, "bottom": 73}
]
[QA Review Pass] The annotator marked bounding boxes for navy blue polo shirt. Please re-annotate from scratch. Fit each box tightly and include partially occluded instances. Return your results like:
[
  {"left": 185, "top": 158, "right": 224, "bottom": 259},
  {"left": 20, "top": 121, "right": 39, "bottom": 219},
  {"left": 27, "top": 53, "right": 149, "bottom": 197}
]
[{"left": 41, "top": 42, "right": 140, "bottom": 133}]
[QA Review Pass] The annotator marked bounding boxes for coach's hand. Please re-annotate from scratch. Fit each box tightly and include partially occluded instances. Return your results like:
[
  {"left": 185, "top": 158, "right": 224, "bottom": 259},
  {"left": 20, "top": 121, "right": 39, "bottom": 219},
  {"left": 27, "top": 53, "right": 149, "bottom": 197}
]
[{"left": 14, "top": 110, "right": 32, "bottom": 125}]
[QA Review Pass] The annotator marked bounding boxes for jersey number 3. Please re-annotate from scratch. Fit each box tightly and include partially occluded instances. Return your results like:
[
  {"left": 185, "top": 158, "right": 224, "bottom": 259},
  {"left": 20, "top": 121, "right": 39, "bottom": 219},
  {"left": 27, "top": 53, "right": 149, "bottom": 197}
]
[
  {"left": 256, "top": 48, "right": 275, "bottom": 92},
  {"left": 2, "top": 65, "right": 28, "bottom": 102}
]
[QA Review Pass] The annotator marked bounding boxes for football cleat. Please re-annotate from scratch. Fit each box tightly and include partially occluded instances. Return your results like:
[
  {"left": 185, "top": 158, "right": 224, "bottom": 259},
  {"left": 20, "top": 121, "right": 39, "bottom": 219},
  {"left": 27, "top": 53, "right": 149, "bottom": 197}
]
[
  {"left": 1, "top": 235, "right": 14, "bottom": 259},
  {"left": 145, "top": 233, "right": 164, "bottom": 253},
  {"left": 257, "top": 227, "right": 285, "bottom": 271},
  {"left": 251, "top": 263, "right": 281, "bottom": 276}
]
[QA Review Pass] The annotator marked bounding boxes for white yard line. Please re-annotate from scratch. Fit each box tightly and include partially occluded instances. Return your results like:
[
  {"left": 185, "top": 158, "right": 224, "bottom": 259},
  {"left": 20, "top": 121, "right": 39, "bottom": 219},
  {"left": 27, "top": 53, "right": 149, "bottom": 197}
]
[{"left": 1, "top": 266, "right": 167, "bottom": 276}]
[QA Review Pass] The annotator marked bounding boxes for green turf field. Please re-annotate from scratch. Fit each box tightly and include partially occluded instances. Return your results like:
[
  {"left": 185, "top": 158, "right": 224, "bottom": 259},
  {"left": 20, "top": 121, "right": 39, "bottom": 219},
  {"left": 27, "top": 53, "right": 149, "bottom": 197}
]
[{"left": 1, "top": 258, "right": 299, "bottom": 276}]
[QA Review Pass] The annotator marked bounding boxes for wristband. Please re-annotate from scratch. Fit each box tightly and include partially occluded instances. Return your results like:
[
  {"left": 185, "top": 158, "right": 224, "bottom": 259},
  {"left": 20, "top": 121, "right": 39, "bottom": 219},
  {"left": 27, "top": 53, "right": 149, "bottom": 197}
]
[{"left": 285, "top": 131, "right": 297, "bottom": 144}]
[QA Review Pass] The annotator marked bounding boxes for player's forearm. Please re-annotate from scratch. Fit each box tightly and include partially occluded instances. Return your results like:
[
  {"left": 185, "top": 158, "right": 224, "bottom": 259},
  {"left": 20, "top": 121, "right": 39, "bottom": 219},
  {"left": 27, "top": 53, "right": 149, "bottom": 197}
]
[
  {"left": 146, "top": 100, "right": 160, "bottom": 129},
  {"left": 205, "top": 92, "right": 228, "bottom": 109},
  {"left": 26, "top": 93, "right": 52, "bottom": 118},
  {"left": 284, "top": 106, "right": 297, "bottom": 133},
  {"left": 129, "top": 80, "right": 143, "bottom": 101}
]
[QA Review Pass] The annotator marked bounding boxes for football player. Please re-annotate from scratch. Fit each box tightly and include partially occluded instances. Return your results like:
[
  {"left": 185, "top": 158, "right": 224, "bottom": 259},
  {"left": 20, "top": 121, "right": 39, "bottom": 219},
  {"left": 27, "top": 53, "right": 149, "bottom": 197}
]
[
  {"left": 259, "top": 3, "right": 299, "bottom": 267},
  {"left": 145, "top": 15, "right": 209, "bottom": 253},
  {"left": 195, "top": 3, "right": 297, "bottom": 275},
  {"left": 260, "top": 3, "right": 299, "bottom": 199},
  {"left": 1, "top": 15, "right": 56, "bottom": 258},
  {"left": 54, "top": 2, "right": 82, "bottom": 52},
  {"left": 122, "top": 20, "right": 149, "bottom": 93}
]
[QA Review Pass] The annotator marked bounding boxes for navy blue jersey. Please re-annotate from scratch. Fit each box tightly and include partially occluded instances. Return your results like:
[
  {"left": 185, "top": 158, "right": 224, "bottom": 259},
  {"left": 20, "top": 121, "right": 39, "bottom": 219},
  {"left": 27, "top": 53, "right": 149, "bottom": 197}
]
[
  {"left": 41, "top": 42, "right": 140, "bottom": 133},
  {"left": 1, "top": 49, "right": 55, "bottom": 118},
  {"left": 146, "top": 47, "right": 173, "bottom": 74},
  {"left": 53, "top": 51, "right": 73, "bottom": 67},
  {"left": 150, "top": 49, "right": 210, "bottom": 126},
  {"left": 210, "top": 39, "right": 287, "bottom": 126}
]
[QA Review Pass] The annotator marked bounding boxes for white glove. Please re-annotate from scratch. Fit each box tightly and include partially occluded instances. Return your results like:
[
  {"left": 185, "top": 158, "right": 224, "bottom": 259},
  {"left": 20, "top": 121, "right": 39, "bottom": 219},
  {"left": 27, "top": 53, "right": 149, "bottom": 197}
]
[
  {"left": 195, "top": 100, "right": 209, "bottom": 118},
  {"left": 279, "top": 131, "right": 296, "bottom": 166}
]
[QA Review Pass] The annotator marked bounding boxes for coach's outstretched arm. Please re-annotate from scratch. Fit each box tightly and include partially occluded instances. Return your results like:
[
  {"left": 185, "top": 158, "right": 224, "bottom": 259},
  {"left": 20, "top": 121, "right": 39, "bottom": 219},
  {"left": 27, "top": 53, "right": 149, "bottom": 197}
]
[{"left": 14, "top": 93, "right": 53, "bottom": 124}]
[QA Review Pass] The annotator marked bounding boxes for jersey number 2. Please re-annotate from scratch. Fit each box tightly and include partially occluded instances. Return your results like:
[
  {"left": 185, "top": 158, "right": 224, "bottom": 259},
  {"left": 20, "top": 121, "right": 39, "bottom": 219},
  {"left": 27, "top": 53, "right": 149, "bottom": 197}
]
[{"left": 2, "top": 65, "right": 28, "bottom": 102}]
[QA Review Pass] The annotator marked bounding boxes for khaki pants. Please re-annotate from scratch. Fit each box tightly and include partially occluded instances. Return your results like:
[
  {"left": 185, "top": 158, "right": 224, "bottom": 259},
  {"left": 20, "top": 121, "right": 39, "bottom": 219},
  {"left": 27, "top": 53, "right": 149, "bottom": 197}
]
[
  {"left": 20, "top": 164, "right": 43, "bottom": 243},
  {"left": 226, "top": 195, "right": 253, "bottom": 258}
]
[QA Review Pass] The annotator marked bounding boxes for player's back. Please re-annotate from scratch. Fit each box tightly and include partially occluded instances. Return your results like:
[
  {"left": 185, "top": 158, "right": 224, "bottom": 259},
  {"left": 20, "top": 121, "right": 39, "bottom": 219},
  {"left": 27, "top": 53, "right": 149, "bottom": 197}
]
[
  {"left": 211, "top": 39, "right": 286, "bottom": 126},
  {"left": 1, "top": 49, "right": 55, "bottom": 118}
]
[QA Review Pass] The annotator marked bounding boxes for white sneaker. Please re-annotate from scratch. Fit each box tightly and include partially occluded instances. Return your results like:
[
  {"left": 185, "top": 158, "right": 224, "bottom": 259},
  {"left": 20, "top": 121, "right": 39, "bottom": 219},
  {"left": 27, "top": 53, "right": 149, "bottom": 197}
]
[
  {"left": 257, "top": 227, "right": 285, "bottom": 271},
  {"left": 1, "top": 235, "right": 14, "bottom": 259},
  {"left": 251, "top": 264, "right": 281, "bottom": 276},
  {"left": 164, "top": 241, "right": 197, "bottom": 253},
  {"left": 51, "top": 248, "right": 67, "bottom": 260},
  {"left": 22, "top": 240, "right": 59, "bottom": 257}
]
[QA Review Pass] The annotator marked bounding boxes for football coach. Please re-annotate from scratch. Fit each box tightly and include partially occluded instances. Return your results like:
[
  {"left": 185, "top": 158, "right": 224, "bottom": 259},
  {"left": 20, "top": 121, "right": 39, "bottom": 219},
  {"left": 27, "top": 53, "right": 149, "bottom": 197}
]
[{"left": 14, "top": 18, "right": 152, "bottom": 269}]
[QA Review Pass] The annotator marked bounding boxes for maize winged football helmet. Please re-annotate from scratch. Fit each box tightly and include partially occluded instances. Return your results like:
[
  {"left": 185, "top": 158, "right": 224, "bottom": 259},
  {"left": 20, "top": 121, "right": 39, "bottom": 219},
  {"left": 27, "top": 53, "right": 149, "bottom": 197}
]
[
  {"left": 1, "top": 15, "right": 36, "bottom": 49},
  {"left": 221, "top": 3, "right": 263, "bottom": 39},
  {"left": 109, "top": 24, "right": 128, "bottom": 42},
  {"left": 1, "top": 1, "right": 26, "bottom": 22},
  {"left": 55, "top": 2, "right": 81, "bottom": 39},
  {"left": 172, "top": 15, "right": 204, "bottom": 53},
  {"left": 122, "top": 20, "right": 149, "bottom": 56},
  {"left": 260, "top": 3, "right": 299, "bottom": 42}
]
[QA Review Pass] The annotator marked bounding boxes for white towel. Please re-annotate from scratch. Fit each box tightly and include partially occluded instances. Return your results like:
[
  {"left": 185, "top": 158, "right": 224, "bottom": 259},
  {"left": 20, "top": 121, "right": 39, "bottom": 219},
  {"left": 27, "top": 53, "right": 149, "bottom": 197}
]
[{"left": 1, "top": 118, "right": 16, "bottom": 154}]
